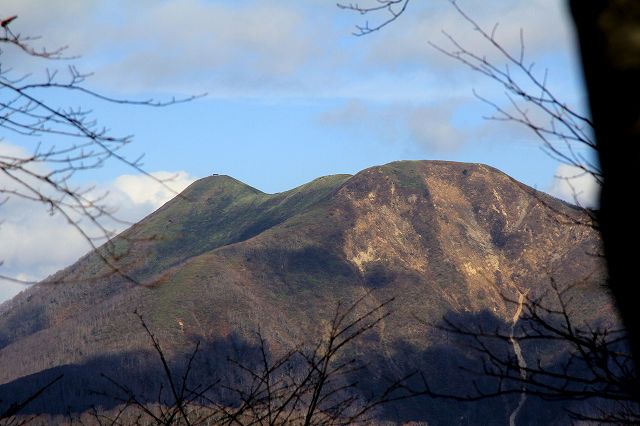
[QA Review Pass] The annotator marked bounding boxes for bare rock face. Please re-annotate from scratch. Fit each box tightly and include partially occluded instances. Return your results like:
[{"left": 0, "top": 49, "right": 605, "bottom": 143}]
[{"left": 0, "top": 160, "right": 609, "bottom": 424}]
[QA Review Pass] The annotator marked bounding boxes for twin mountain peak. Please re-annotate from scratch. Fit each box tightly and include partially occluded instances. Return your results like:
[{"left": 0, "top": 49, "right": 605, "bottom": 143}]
[{"left": 0, "top": 160, "right": 607, "bottom": 423}]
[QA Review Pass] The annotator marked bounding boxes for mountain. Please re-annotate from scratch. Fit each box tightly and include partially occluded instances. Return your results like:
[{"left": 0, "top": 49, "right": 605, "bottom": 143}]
[{"left": 0, "top": 160, "right": 610, "bottom": 424}]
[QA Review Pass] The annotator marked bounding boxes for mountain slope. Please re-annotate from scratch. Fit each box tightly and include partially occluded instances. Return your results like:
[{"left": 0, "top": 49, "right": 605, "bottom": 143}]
[{"left": 0, "top": 160, "right": 609, "bottom": 424}]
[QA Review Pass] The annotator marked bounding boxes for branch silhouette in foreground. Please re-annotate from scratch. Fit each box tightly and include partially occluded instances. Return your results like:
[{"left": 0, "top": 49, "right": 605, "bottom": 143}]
[
  {"left": 337, "top": 0, "right": 411, "bottom": 36},
  {"left": 413, "top": 277, "right": 638, "bottom": 424},
  {"left": 95, "top": 292, "right": 414, "bottom": 425},
  {"left": 1, "top": 14, "right": 203, "bottom": 286}
]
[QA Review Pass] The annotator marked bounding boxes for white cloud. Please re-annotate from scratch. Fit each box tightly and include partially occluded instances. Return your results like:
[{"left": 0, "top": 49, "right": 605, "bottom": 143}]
[
  {"left": 0, "top": 199, "right": 90, "bottom": 280},
  {"left": 114, "top": 171, "right": 193, "bottom": 209},
  {"left": 0, "top": 142, "right": 196, "bottom": 302},
  {"left": 549, "top": 164, "right": 600, "bottom": 208},
  {"left": 107, "top": 171, "right": 196, "bottom": 222}
]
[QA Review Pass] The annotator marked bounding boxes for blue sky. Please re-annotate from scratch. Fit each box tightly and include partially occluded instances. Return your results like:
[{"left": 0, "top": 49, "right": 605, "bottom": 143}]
[{"left": 0, "top": 0, "right": 598, "bottom": 300}]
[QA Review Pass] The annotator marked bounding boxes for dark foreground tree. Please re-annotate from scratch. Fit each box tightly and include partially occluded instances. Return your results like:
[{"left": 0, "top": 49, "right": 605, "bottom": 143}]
[{"left": 568, "top": 0, "right": 640, "bottom": 381}]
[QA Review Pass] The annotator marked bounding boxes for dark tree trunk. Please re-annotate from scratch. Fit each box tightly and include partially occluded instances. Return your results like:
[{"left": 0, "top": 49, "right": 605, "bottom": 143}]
[{"left": 569, "top": 0, "right": 640, "bottom": 394}]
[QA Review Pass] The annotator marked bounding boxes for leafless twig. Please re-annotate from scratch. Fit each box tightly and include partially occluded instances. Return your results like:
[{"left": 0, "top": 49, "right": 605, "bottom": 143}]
[{"left": 0, "top": 15, "right": 204, "bottom": 286}]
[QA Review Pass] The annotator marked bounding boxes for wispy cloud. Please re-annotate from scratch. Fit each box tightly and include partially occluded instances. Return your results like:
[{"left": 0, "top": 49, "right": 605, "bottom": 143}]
[
  {"left": 364, "top": 0, "right": 574, "bottom": 70},
  {"left": 94, "top": 1, "right": 323, "bottom": 93},
  {"left": 319, "top": 98, "right": 495, "bottom": 152},
  {"left": 2, "top": 0, "right": 578, "bottom": 99}
]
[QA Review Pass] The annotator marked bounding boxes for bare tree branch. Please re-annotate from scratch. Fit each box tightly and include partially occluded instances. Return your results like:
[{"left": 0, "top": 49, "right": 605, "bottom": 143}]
[
  {"left": 0, "top": 15, "right": 205, "bottom": 286},
  {"left": 413, "top": 276, "right": 638, "bottom": 423},
  {"left": 337, "top": 0, "right": 411, "bottom": 36}
]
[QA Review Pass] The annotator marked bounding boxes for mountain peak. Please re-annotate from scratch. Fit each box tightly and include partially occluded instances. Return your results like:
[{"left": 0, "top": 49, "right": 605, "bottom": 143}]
[
  {"left": 0, "top": 160, "right": 606, "bottom": 424},
  {"left": 179, "top": 173, "right": 264, "bottom": 201}
]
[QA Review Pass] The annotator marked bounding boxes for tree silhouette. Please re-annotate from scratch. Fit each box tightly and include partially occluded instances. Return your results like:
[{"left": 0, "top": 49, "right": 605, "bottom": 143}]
[
  {"left": 413, "top": 278, "right": 639, "bottom": 423},
  {"left": 568, "top": 0, "right": 640, "bottom": 384},
  {"left": 91, "top": 293, "right": 413, "bottom": 425}
]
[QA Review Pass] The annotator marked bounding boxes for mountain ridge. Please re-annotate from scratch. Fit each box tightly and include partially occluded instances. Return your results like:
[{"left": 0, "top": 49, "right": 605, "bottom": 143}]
[{"left": 0, "top": 160, "right": 609, "bottom": 424}]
